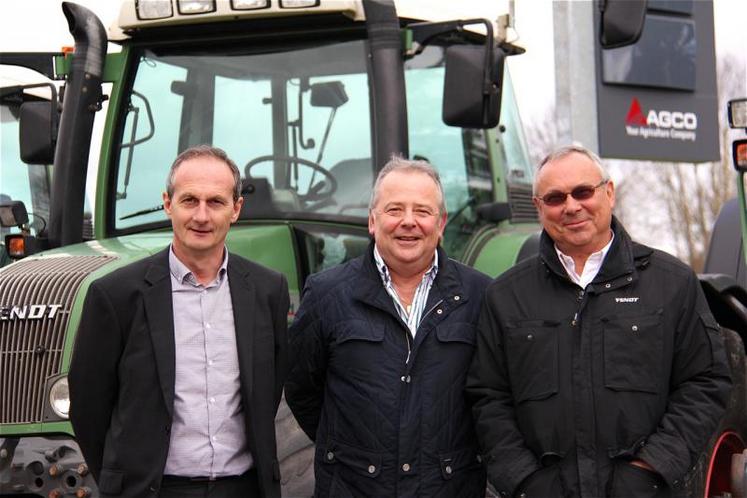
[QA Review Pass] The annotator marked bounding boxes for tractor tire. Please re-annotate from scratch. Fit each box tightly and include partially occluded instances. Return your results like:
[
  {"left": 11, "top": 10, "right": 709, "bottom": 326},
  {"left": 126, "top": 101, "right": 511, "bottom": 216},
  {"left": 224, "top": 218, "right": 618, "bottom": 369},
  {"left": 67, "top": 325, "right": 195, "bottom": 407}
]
[
  {"left": 276, "top": 393, "right": 315, "bottom": 497},
  {"left": 676, "top": 327, "right": 747, "bottom": 498}
]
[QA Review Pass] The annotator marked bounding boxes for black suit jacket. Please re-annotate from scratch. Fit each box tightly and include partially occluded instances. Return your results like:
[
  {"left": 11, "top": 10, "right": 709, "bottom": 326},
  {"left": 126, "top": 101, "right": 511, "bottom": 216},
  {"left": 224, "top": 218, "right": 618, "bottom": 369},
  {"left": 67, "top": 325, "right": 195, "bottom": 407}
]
[{"left": 69, "top": 248, "right": 289, "bottom": 497}]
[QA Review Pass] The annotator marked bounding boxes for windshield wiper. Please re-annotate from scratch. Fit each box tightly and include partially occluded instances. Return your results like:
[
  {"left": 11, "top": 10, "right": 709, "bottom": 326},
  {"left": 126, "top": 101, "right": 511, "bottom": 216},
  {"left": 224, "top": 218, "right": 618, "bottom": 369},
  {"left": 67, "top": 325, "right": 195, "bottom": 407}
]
[{"left": 119, "top": 204, "right": 164, "bottom": 220}]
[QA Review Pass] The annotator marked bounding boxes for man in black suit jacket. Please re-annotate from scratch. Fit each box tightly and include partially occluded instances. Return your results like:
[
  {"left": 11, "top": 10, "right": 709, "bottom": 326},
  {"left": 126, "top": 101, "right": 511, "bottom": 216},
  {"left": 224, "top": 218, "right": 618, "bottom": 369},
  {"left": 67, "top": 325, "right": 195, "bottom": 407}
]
[{"left": 69, "top": 145, "right": 289, "bottom": 498}]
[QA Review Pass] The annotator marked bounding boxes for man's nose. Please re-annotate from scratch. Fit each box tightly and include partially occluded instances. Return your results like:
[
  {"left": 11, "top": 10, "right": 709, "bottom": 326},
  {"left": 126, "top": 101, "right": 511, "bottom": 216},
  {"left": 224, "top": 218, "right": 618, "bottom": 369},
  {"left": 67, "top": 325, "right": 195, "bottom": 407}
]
[
  {"left": 400, "top": 208, "right": 416, "bottom": 225},
  {"left": 563, "top": 195, "right": 583, "bottom": 213},
  {"left": 193, "top": 202, "right": 209, "bottom": 221}
]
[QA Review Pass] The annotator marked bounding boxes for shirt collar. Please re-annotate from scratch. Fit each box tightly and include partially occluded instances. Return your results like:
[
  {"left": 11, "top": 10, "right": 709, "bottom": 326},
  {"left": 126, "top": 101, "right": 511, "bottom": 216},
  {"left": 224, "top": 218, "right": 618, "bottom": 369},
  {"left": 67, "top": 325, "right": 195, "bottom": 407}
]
[
  {"left": 554, "top": 231, "right": 615, "bottom": 283},
  {"left": 373, "top": 245, "right": 438, "bottom": 286},
  {"left": 169, "top": 245, "right": 229, "bottom": 286}
]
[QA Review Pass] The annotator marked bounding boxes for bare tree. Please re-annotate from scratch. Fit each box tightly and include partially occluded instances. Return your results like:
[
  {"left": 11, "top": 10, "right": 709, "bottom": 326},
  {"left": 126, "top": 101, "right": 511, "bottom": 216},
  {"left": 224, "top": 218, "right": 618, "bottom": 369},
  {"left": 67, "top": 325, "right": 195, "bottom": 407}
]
[
  {"left": 524, "top": 104, "right": 559, "bottom": 166},
  {"left": 627, "top": 54, "right": 744, "bottom": 271}
]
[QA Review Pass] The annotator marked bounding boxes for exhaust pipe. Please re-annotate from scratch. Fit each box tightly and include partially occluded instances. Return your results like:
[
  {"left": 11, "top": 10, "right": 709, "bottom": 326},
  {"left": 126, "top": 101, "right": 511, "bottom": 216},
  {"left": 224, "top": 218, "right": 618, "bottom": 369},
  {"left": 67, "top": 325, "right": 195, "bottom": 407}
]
[{"left": 48, "top": 2, "right": 106, "bottom": 247}]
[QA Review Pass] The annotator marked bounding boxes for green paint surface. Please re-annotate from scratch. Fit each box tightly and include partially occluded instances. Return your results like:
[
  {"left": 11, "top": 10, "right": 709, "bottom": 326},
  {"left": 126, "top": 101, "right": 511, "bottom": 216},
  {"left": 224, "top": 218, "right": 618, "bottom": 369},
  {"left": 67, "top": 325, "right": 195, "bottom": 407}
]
[{"left": 471, "top": 231, "right": 534, "bottom": 278}]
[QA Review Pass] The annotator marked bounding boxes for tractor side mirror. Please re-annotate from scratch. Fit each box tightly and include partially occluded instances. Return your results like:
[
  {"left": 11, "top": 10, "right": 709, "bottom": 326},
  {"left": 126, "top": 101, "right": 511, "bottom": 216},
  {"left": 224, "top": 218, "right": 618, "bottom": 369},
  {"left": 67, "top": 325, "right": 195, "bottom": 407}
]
[
  {"left": 310, "top": 81, "right": 349, "bottom": 109},
  {"left": 20, "top": 100, "right": 57, "bottom": 165},
  {"left": 599, "top": 0, "right": 647, "bottom": 49},
  {"left": 443, "top": 44, "right": 505, "bottom": 129}
]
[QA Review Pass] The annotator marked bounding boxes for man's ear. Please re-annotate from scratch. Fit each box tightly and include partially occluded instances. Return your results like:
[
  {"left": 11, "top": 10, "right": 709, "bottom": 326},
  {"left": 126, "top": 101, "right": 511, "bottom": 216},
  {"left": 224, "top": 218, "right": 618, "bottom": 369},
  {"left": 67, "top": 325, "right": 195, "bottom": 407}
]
[
  {"left": 532, "top": 196, "right": 543, "bottom": 214},
  {"left": 438, "top": 211, "right": 448, "bottom": 239},
  {"left": 163, "top": 192, "right": 172, "bottom": 216},
  {"left": 231, "top": 197, "right": 244, "bottom": 223},
  {"left": 606, "top": 180, "right": 616, "bottom": 209}
]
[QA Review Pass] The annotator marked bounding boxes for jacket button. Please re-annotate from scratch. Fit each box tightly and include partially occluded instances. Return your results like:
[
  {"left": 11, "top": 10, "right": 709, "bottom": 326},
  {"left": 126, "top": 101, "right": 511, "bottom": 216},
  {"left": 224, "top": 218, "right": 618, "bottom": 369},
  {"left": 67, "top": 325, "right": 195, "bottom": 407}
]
[
  {"left": 368, "top": 465, "right": 376, "bottom": 474},
  {"left": 445, "top": 465, "right": 453, "bottom": 474},
  {"left": 627, "top": 276, "right": 633, "bottom": 282},
  {"left": 605, "top": 283, "right": 612, "bottom": 288},
  {"left": 453, "top": 295, "right": 460, "bottom": 301},
  {"left": 327, "top": 451, "right": 334, "bottom": 461},
  {"left": 526, "top": 334, "right": 534, "bottom": 341},
  {"left": 405, "top": 375, "right": 411, "bottom": 383},
  {"left": 436, "top": 309, "right": 443, "bottom": 314},
  {"left": 519, "top": 494, "right": 527, "bottom": 498},
  {"left": 476, "top": 455, "right": 482, "bottom": 463},
  {"left": 631, "top": 325, "right": 639, "bottom": 332},
  {"left": 402, "top": 463, "right": 411, "bottom": 472}
]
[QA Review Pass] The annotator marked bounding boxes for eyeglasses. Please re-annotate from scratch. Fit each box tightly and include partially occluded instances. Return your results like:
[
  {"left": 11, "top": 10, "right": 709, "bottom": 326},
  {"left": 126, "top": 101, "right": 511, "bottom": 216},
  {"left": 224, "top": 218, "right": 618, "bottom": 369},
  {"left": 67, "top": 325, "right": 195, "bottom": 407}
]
[{"left": 535, "top": 180, "right": 608, "bottom": 207}]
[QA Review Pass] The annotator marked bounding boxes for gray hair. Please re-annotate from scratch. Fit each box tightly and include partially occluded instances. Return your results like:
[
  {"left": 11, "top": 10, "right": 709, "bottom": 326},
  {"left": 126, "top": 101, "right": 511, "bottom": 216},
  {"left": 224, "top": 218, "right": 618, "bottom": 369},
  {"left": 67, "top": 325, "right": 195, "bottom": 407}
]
[
  {"left": 369, "top": 156, "right": 446, "bottom": 214},
  {"left": 166, "top": 145, "right": 242, "bottom": 201},
  {"left": 533, "top": 144, "right": 610, "bottom": 195}
]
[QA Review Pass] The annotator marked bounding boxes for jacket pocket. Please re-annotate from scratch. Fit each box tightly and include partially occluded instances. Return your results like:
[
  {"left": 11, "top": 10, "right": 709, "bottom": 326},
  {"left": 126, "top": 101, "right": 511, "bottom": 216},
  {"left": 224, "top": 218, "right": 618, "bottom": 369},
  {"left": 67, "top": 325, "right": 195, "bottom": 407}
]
[
  {"left": 438, "top": 446, "right": 482, "bottom": 480},
  {"left": 98, "top": 468, "right": 124, "bottom": 495},
  {"left": 608, "top": 460, "right": 669, "bottom": 498},
  {"left": 505, "top": 321, "right": 560, "bottom": 403},
  {"left": 603, "top": 311, "right": 663, "bottom": 393},
  {"left": 321, "top": 440, "right": 382, "bottom": 479},
  {"left": 435, "top": 323, "right": 476, "bottom": 345},
  {"left": 334, "top": 320, "right": 385, "bottom": 345}
]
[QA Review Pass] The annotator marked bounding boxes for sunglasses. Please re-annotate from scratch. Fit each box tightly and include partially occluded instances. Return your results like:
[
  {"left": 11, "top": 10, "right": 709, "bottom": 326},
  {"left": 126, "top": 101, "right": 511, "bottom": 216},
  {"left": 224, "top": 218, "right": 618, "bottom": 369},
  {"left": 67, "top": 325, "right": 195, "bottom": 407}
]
[{"left": 535, "top": 180, "right": 608, "bottom": 207}]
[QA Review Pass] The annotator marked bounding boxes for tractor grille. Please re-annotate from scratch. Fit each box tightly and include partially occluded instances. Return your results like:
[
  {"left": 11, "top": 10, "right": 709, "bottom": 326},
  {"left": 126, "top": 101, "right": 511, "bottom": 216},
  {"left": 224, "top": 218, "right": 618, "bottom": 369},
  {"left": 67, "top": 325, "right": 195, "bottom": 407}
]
[
  {"left": 0, "top": 255, "right": 115, "bottom": 424},
  {"left": 508, "top": 183, "right": 539, "bottom": 223}
]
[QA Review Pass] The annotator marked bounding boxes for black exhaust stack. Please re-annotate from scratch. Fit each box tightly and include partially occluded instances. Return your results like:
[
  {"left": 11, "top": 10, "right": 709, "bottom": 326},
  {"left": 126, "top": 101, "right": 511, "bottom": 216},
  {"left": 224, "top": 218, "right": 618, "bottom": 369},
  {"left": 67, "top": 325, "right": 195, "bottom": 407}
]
[
  {"left": 48, "top": 2, "right": 106, "bottom": 247},
  {"left": 362, "top": 0, "right": 408, "bottom": 169}
]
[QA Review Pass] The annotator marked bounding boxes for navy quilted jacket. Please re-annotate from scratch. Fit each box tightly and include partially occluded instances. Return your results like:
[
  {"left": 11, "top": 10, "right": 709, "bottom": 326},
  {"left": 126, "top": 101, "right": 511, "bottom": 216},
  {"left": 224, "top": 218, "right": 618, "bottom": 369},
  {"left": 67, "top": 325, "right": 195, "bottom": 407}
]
[{"left": 286, "top": 244, "right": 490, "bottom": 497}]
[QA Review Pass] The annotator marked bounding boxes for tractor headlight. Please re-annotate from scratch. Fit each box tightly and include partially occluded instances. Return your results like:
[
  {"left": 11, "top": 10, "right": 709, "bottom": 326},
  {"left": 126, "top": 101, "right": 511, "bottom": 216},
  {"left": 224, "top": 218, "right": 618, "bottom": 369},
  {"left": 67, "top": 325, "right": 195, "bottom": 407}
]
[
  {"left": 231, "top": 0, "right": 269, "bottom": 10},
  {"left": 49, "top": 376, "right": 70, "bottom": 419},
  {"left": 728, "top": 99, "right": 747, "bottom": 129},
  {"left": 177, "top": 0, "right": 216, "bottom": 15},
  {"left": 280, "top": 0, "right": 320, "bottom": 8},
  {"left": 136, "top": 0, "right": 174, "bottom": 20}
]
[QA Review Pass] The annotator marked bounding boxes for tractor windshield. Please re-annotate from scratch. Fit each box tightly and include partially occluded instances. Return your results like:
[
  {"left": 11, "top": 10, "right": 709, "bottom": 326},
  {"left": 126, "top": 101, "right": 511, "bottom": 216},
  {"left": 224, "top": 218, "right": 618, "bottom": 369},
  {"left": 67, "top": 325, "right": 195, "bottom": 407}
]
[{"left": 111, "top": 36, "right": 532, "bottom": 259}]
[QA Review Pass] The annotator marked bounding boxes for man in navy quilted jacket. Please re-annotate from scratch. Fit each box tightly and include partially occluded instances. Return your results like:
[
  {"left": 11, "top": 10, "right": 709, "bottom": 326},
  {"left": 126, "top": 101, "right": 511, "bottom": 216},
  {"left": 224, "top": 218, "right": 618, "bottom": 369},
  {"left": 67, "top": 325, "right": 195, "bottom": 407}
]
[{"left": 286, "top": 156, "right": 490, "bottom": 497}]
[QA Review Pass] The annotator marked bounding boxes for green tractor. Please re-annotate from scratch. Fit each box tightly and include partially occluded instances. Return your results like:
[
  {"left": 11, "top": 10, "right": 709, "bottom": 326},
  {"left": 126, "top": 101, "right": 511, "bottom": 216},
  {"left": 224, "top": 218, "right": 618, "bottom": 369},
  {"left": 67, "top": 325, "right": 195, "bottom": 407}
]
[
  {"left": 0, "top": 1, "right": 539, "bottom": 495},
  {"left": 2, "top": 1, "right": 744, "bottom": 497}
]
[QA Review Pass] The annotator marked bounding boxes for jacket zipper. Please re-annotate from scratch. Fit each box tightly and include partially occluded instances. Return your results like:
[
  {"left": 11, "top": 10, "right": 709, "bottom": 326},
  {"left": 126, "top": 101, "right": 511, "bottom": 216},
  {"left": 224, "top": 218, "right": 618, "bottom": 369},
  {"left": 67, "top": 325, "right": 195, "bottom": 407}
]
[{"left": 403, "top": 298, "right": 444, "bottom": 364}]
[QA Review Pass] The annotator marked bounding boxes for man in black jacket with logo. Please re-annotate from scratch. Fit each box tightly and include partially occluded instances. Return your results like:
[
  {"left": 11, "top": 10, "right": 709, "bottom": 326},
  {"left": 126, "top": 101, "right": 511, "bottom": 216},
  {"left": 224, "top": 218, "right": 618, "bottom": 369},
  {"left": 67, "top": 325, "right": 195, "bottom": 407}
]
[
  {"left": 466, "top": 145, "right": 731, "bottom": 498},
  {"left": 286, "top": 157, "right": 489, "bottom": 497}
]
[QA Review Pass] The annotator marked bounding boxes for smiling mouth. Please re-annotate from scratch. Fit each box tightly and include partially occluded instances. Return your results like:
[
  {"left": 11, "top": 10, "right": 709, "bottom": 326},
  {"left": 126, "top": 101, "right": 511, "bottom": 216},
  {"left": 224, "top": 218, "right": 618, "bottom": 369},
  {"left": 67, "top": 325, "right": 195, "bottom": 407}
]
[{"left": 563, "top": 220, "right": 588, "bottom": 229}]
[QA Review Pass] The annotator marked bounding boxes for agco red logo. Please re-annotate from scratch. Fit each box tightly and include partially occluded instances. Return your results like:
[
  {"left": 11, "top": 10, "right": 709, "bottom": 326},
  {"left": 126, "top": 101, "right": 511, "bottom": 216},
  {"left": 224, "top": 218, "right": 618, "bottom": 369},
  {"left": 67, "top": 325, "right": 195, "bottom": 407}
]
[{"left": 625, "top": 98, "right": 697, "bottom": 141}]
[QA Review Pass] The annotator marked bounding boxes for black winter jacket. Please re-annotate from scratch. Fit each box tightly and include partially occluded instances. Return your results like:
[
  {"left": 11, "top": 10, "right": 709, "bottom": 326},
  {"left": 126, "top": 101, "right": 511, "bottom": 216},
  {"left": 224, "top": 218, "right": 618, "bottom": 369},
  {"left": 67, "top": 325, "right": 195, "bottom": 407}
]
[
  {"left": 466, "top": 218, "right": 731, "bottom": 498},
  {"left": 286, "top": 245, "right": 490, "bottom": 497}
]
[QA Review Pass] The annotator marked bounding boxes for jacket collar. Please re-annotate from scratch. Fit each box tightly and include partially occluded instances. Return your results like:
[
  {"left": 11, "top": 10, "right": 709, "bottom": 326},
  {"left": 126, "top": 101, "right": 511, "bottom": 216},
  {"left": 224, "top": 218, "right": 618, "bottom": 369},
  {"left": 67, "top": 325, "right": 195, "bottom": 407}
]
[
  {"left": 226, "top": 255, "right": 256, "bottom": 401},
  {"left": 539, "top": 216, "right": 654, "bottom": 286},
  {"left": 352, "top": 241, "right": 466, "bottom": 314},
  {"left": 142, "top": 247, "right": 256, "bottom": 416},
  {"left": 143, "top": 248, "right": 176, "bottom": 417}
]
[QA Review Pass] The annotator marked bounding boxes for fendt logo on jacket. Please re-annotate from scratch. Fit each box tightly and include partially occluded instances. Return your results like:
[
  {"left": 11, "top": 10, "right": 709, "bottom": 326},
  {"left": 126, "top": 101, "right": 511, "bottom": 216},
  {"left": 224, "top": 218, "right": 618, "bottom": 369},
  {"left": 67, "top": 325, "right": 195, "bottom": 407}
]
[{"left": 624, "top": 97, "right": 698, "bottom": 142}]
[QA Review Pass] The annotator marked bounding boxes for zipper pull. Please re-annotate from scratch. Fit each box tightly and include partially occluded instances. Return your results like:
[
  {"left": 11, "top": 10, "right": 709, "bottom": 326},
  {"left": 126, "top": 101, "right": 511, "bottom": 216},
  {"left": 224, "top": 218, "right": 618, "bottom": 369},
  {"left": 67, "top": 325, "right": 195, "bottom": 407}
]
[{"left": 571, "top": 312, "right": 578, "bottom": 327}]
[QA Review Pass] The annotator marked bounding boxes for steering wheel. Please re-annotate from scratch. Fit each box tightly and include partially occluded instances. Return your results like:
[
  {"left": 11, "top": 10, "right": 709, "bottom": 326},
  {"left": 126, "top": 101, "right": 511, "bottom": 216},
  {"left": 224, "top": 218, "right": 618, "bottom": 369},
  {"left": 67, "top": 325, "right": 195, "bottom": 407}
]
[{"left": 244, "top": 155, "right": 337, "bottom": 204}]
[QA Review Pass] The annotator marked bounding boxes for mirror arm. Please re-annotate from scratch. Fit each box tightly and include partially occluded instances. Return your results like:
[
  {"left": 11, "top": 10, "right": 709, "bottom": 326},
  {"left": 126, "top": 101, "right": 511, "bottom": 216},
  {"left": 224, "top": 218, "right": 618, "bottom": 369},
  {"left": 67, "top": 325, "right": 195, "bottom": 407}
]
[
  {"left": 409, "top": 18, "right": 496, "bottom": 98},
  {"left": 295, "top": 78, "right": 315, "bottom": 150}
]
